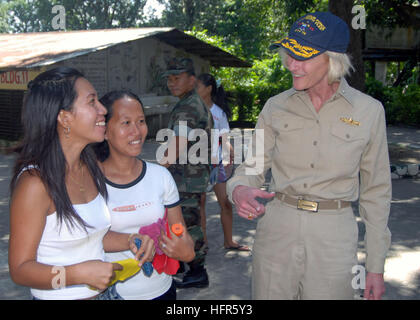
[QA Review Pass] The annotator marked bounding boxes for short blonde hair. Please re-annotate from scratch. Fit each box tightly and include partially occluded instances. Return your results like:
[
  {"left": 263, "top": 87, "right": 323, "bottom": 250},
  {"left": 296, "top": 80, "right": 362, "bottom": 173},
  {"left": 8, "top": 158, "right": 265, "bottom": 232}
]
[
  {"left": 325, "top": 51, "right": 354, "bottom": 83},
  {"left": 278, "top": 48, "right": 354, "bottom": 84}
]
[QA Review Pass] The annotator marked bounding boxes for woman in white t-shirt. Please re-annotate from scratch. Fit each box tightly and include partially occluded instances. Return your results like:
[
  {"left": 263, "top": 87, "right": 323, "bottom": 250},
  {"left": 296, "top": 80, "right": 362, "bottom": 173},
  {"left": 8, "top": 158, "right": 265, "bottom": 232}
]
[
  {"left": 196, "top": 73, "right": 250, "bottom": 252},
  {"left": 8, "top": 67, "right": 154, "bottom": 300},
  {"left": 94, "top": 90, "right": 195, "bottom": 300}
]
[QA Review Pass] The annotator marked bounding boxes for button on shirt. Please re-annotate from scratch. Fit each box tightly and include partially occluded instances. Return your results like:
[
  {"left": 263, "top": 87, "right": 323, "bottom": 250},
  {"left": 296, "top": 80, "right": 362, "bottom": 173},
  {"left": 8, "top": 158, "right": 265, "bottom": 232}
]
[{"left": 227, "top": 78, "right": 392, "bottom": 273}]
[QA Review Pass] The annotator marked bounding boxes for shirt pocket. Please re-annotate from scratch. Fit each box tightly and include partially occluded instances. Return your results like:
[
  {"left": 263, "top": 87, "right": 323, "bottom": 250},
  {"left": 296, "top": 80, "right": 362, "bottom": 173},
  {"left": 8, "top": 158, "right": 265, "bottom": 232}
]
[
  {"left": 273, "top": 116, "right": 304, "bottom": 135},
  {"left": 329, "top": 123, "right": 367, "bottom": 173},
  {"left": 272, "top": 116, "right": 305, "bottom": 161}
]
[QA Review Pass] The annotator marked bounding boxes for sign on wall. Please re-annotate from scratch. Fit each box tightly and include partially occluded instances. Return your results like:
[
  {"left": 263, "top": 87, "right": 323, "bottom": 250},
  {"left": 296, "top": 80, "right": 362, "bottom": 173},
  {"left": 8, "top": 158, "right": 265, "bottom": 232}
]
[{"left": 0, "top": 69, "right": 44, "bottom": 90}]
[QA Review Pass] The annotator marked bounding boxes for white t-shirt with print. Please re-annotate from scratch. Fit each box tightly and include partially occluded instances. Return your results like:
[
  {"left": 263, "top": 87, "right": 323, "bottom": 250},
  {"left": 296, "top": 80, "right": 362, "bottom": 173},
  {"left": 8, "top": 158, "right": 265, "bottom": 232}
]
[{"left": 104, "top": 160, "right": 180, "bottom": 300}]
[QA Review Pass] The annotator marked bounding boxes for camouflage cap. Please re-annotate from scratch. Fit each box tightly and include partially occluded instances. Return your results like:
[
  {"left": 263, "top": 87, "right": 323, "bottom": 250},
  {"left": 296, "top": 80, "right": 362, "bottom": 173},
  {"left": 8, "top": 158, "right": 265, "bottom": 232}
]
[{"left": 162, "top": 57, "right": 195, "bottom": 77}]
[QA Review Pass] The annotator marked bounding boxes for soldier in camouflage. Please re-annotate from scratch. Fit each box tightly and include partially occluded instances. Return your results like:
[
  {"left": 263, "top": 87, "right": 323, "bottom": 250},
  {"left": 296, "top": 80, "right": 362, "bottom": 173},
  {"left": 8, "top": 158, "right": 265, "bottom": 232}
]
[{"left": 160, "top": 57, "right": 213, "bottom": 288}]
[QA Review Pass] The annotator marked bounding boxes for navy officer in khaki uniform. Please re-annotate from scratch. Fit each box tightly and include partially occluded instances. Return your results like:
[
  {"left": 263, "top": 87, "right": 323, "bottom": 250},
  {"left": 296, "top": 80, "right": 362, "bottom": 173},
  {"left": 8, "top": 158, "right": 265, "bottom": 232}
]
[{"left": 227, "top": 12, "right": 391, "bottom": 300}]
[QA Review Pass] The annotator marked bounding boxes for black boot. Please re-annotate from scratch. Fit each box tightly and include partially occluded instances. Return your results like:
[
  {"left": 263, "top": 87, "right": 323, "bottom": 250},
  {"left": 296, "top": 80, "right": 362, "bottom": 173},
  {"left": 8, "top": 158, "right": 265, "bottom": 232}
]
[
  {"left": 176, "top": 262, "right": 185, "bottom": 275},
  {"left": 174, "top": 266, "right": 209, "bottom": 289}
]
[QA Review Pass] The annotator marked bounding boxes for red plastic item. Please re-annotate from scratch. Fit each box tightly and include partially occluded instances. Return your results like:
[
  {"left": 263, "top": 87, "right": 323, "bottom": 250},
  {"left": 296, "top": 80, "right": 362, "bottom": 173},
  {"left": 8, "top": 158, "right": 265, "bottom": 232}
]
[{"left": 152, "top": 219, "right": 180, "bottom": 275}]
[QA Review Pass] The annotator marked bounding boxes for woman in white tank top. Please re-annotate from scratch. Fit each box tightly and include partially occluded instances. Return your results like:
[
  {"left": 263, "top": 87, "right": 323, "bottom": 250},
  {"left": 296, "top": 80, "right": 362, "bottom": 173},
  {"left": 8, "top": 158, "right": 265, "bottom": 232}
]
[
  {"left": 94, "top": 91, "right": 195, "bottom": 299},
  {"left": 8, "top": 68, "right": 154, "bottom": 300}
]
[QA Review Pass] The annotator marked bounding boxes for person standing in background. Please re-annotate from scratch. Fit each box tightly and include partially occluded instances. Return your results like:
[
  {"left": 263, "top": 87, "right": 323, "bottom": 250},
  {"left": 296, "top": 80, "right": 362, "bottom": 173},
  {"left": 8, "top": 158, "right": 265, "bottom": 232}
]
[
  {"left": 160, "top": 58, "right": 213, "bottom": 289},
  {"left": 196, "top": 73, "right": 250, "bottom": 252}
]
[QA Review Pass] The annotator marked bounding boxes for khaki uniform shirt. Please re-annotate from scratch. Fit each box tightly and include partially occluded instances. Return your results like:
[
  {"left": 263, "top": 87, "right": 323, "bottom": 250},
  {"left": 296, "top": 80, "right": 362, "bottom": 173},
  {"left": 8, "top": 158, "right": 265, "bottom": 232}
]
[{"left": 227, "top": 78, "right": 392, "bottom": 273}]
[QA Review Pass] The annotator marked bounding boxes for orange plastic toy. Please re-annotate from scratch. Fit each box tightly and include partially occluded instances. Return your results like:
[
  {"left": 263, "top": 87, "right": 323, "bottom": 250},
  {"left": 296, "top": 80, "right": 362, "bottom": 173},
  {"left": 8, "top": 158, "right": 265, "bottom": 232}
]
[{"left": 171, "top": 223, "right": 184, "bottom": 237}]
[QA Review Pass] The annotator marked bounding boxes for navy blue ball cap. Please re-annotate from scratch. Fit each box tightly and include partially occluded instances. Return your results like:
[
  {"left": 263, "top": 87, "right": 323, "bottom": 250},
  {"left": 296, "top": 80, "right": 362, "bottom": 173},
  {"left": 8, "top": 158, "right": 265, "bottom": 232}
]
[{"left": 269, "top": 11, "right": 350, "bottom": 61}]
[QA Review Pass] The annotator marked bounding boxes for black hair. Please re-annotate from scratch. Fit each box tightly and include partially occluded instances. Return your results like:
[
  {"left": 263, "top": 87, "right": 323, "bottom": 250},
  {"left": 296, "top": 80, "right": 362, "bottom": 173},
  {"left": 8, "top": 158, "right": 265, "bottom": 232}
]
[
  {"left": 93, "top": 90, "right": 144, "bottom": 162},
  {"left": 10, "top": 67, "right": 108, "bottom": 231},
  {"left": 197, "top": 73, "right": 232, "bottom": 119}
]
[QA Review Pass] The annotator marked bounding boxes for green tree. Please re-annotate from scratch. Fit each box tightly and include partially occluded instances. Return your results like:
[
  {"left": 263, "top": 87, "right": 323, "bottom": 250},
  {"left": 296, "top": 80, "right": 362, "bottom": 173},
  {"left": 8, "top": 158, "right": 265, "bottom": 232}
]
[
  {"left": 7, "top": 0, "right": 47, "bottom": 32},
  {"left": 363, "top": 0, "right": 420, "bottom": 29},
  {"left": 6, "top": 0, "right": 148, "bottom": 32},
  {"left": 158, "top": 0, "right": 289, "bottom": 59},
  {"left": 328, "top": 0, "right": 365, "bottom": 91},
  {"left": 156, "top": 0, "right": 224, "bottom": 30},
  {"left": 61, "top": 0, "right": 148, "bottom": 30},
  {"left": 362, "top": 0, "right": 420, "bottom": 87},
  {"left": 157, "top": 0, "right": 419, "bottom": 92},
  {"left": 0, "top": 1, "right": 10, "bottom": 32}
]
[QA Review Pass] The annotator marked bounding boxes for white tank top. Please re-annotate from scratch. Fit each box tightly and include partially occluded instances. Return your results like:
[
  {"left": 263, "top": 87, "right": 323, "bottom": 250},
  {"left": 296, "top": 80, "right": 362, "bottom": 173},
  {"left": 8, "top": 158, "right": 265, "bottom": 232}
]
[{"left": 21, "top": 167, "right": 111, "bottom": 300}]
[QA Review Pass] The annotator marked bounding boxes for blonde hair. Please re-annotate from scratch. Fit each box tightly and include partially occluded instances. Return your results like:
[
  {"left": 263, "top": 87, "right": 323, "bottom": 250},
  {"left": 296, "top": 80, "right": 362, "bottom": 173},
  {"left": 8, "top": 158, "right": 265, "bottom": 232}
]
[
  {"left": 278, "top": 48, "right": 354, "bottom": 84},
  {"left": 325, "top": 51, "right": 354, "bottom": 83}
]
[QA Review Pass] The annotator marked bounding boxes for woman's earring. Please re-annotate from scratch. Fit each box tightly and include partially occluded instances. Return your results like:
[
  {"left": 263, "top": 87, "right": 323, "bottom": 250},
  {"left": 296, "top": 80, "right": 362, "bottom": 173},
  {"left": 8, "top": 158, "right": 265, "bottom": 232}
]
[{"left": 64, "top": 127, "right": 70, "bottom": 138}]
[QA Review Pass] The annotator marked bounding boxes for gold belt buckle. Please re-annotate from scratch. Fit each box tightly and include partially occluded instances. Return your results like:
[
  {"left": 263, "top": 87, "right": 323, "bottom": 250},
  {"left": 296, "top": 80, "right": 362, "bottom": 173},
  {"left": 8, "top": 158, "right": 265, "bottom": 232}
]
[{"left": 297, "top": 199, "right": 319, "bottom": 212}]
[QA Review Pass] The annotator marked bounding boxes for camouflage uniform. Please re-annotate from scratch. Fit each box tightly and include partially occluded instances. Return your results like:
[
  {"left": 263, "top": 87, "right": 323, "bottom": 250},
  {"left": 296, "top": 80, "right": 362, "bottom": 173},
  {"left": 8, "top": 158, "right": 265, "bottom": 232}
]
[{"left": 167, "top": 88, "right": 213, "bottom": 270}]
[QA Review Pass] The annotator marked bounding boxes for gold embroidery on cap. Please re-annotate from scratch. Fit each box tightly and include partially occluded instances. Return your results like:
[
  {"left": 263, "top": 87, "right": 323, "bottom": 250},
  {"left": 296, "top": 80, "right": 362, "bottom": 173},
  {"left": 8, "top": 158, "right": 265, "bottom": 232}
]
[
  {"left": 304, "top": 15, "right": 326, "bottom": 31},
  {"left": 281, "top": 38, "right": 320, "bottom": 58}
]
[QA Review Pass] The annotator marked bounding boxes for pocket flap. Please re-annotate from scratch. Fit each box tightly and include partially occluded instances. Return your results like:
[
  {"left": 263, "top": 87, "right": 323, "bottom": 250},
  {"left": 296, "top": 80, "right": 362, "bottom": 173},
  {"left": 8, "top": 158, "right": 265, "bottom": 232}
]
[
  {"left": 274, "top": 116, "right": 304, "bottom": 132},
  {"left": 331, "top": 123, "right": 364, "bottom": 142}
]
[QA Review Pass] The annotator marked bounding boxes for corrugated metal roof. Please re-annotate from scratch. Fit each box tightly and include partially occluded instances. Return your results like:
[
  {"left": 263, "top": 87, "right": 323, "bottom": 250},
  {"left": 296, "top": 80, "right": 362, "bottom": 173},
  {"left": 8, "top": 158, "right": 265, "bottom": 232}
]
[{"left": 0, "top": 27, "right": 251, "bottom": 70}]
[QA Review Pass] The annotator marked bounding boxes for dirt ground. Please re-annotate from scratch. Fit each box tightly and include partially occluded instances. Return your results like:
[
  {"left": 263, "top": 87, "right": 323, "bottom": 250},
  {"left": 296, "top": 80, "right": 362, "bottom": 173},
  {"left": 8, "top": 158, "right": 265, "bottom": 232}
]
[{"left": 388, "top": 144, "right": 420, "bottom": 165}]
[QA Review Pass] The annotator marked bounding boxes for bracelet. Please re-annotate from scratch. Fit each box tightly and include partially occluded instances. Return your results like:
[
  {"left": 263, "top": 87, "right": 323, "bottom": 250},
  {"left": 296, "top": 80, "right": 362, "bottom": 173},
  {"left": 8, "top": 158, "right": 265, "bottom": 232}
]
[{"left": 128, "top": 233, "right": 137, "bottom": 245}]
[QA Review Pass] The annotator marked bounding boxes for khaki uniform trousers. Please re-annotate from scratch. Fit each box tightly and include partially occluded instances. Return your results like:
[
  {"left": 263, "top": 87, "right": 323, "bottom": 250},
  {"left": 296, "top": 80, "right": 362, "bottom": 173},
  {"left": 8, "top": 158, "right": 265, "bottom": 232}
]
[{"left": 252, "top": 198, "right": 358, "bottom": 300}]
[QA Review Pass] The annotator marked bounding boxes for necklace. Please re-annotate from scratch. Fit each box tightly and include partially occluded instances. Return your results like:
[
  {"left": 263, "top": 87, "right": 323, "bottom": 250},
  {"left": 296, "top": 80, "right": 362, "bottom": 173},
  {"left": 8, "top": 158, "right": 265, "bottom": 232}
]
[{"left": 68, "top": 164, "right": 85, "bottom": 193}]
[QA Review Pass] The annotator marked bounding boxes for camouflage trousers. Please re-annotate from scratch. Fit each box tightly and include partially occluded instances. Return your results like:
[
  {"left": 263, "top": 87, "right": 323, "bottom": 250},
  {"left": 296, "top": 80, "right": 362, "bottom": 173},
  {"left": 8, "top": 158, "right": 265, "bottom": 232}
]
[{"left": 179, "top": 192, "right": 207, "bottom": 270}]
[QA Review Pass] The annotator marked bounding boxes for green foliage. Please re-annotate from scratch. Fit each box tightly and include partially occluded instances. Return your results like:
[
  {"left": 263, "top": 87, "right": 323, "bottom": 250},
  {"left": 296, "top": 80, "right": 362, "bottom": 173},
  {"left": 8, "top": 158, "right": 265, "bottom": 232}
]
[
  {"left": 0, "top": 1, "right": 9, "bottom": 32},
  {"left": 72, "top": 0, "right": 148, "bottom": 29},
  {"left": 191, "top": 17, "right": 420, "bottom": 127},
  {"left": 161, "top": 0, "right": 291, "bottom": 60},
  {"left": 3, "top": 0, "right": 419, "bottom": 128},
  {"left": 6, "top": 0, "right": 45, "bottom": 32},
  {"left": 5, "top": 0, "right": 148, "bottom": 32},
  {"left": 362, "top": 0, "right": 420, "bottom": 28},
  {"left": 189, "top": 29, "right": 292, "bottom": 123},
  {"left": 214, "top": 57, "right": 292, "bottom": 123},
  {"left": 221, "top": 56, "right": 292, "bottom": 123},
  {"left": 365, "top": 77, "right": 420, "bottom": 126},
  {"left": 389, "top": 84, "right": 420, "bottom": 126}
]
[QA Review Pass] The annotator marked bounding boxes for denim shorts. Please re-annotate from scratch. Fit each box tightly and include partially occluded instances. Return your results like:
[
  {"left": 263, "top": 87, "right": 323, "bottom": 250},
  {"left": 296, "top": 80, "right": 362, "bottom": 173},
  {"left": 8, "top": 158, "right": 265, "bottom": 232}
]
[
  {"left": 32, "top": 285, "right": 123, "bottom": 300},
  {"left": 93, "top": 285, "right": 124, "bottom": 300}
]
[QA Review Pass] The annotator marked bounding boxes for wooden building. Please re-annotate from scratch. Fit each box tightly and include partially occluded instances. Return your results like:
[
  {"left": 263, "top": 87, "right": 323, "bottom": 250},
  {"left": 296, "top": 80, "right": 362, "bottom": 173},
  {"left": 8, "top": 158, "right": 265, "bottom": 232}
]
[{"left": 0, "top": 28, "right": 250, "bottom": 140}]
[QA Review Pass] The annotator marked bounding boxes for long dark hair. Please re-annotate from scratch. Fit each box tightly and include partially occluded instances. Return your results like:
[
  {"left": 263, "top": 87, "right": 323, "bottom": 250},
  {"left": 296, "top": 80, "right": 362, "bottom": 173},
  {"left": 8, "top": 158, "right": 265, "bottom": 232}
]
[
  {"left": 94, "top": 90, "right": 144, "bottom": 162},
  {"left": 197, "top": 73, "right": 232, "bottom": 119},
  {"left": 10, "top": 67, "right": 108, "bottom": 231}
]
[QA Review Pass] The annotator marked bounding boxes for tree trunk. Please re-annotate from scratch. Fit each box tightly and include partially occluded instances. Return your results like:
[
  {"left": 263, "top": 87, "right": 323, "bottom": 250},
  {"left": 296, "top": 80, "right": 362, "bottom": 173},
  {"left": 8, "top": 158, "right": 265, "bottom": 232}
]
[
  {"left": 183, "top": 0, "right": 195, "bottom": 30},
  {"left": 328, "top": 0, "right": 365, "bottom": 92}
]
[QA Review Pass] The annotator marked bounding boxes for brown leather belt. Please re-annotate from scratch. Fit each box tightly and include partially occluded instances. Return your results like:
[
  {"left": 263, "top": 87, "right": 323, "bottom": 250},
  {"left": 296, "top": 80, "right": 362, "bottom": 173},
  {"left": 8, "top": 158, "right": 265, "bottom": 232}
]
[{"left": 276, "top": 193, "right": 351, "bottom": 212}]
